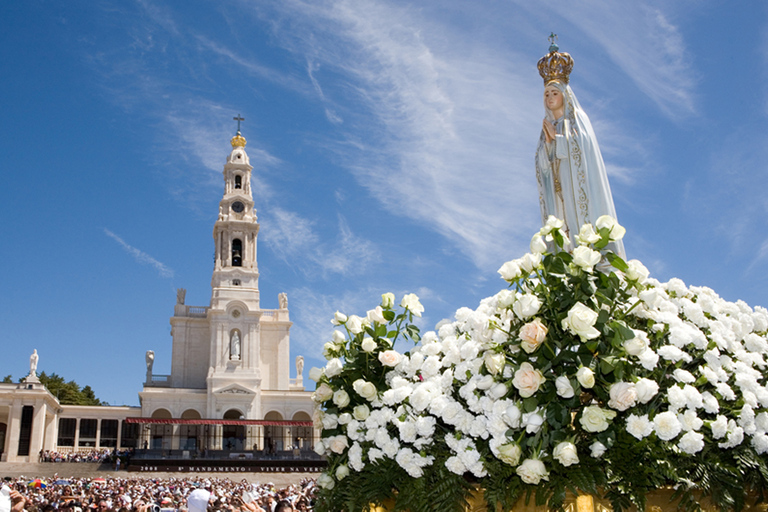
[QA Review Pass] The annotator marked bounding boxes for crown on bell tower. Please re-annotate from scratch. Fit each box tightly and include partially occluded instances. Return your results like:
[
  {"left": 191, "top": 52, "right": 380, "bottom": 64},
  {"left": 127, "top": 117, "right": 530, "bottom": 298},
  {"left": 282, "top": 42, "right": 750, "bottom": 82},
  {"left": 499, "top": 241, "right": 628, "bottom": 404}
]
[
  {"left": 537, "top": 33, "right": 574, "bottom": 85},
  {"left": 230, "top": 114, "right": 247, "bottom": 147}
]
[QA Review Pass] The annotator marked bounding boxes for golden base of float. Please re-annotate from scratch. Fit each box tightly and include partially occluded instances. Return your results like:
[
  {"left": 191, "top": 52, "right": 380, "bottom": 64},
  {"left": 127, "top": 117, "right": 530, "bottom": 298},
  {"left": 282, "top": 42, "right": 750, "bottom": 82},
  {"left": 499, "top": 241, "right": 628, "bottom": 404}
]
[{"left": 371, "top": 488, "right": 768, "bottom": 511}]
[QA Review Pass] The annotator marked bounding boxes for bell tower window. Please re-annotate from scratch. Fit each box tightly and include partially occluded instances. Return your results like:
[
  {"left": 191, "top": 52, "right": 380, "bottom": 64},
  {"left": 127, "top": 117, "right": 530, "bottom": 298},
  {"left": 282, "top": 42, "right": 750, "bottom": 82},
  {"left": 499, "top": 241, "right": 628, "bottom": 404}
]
[
  {"left": 235, "top": 175, "right": 242, "bottom": 189},
  {"left": 232, "top": 239, "right": 243, "bottom": 267}
]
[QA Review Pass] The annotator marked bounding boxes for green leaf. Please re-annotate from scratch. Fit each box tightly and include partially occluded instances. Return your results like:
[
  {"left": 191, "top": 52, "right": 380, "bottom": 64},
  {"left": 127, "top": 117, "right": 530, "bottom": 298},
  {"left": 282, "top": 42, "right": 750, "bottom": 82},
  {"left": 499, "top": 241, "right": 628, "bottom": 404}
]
[
  {"left": 382, "top": 310, "right": 396, "bottom": 321},
  {"left": 606, "top": 252, "right": 629, "bottom": 272},
  {"left": 523, "top": 397, "right": 539, "bottom": 413}
]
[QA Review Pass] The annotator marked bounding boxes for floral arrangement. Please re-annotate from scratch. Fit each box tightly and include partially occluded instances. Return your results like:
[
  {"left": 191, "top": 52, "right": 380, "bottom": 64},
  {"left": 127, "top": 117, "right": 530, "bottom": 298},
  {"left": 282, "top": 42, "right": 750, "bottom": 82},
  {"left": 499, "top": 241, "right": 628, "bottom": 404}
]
[{"left": 310, "top": 216, "right": 768, "bottom": 512}]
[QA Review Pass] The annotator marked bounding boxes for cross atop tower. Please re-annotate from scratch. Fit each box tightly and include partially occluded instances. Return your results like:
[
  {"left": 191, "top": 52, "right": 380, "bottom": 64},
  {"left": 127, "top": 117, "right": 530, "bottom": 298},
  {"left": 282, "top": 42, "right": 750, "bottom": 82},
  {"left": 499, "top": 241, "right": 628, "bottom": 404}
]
[{"left": 233, "top": 114, "right": 245, "bottom": 133}]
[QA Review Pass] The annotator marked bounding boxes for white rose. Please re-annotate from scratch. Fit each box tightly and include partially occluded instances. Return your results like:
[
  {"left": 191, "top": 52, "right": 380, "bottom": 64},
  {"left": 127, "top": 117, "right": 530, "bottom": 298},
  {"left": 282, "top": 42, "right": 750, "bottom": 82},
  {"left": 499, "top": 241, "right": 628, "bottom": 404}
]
[
  {"left": 497, "top": 443, "right": 522, "bottom": 466},
  {"left": 519, "top": 252, "right": 542, "bottom": 274},
  {"left": 322, "top": 342, "right": 338, "bottom": 359},
  {"left": 360, "top": 337, "right": 377, "bottom": 353},
  {"left": 337, "top": 413, "right": 352, "bottom": 425},
  {"left": 489, "top": 383, "right": 508, "bottom": 399},
  {"left": 400, "top": 293, "right": 424, "bottom": 317},
  {"left": 498, "top": 260, "right": 522, "bottom": 281},
  {"left": 353, "top": 379, "right": 378, "bottom": 401},
  {"left": 653, "top": 411, "right": 683, "bottom": 441},
  {"left": 555, "top": 376, "right": 575, "bottom": 398},
  {"left": 313, "top": 383, "right": 333, "bottom": 403},
  {"left": 325, "top": 358, "right": 344, "bottom": 378},
  {"left": 331, "top": 311, "right": 348, "bottom": 325},
  {"left": 523, "top": 411, "right": 545, "bottom": 434},
  {"left": 542, "top": 215, "right": 563, "bottom": 233},
  {"left": 512, "top": 362, "right": 545, "bottom": 398},
  {"left": 576, "top": 223, "right": 600, "bottom": 245},
  {"left": 595, "top": 215, "right": 626, "bottom": 241},
  {"left": 367, "top": 306, "right": 387, "bottom": 325},
  {"left": 589, "top": 441, "right": 607, "bottom": 458},
  {"left": 335, "top": 464, "right": 350, "bottom": 480},
  {"left": 346, "top": 315, "right": 365, "bottom": 334},
  {"left": 576, "top": 367, "right": 595, "bottom": 389},
  {"left": 519, "top": 318, "right": 548, "bottom": 353},
  {"left": 381, "top": 292, "right": 395, "bottom": 308},
  {"left": 378, "top": 350, "right": 402, "bottom": 367},
  {"left": 333, "top": 389, "right": 350, "bottom": 408},
  {"left": 332, "top": 330, "right": 346, "bottom": 344},
  {"left": 623, "top": 330, "right": 649, "bottom": 356},
  {"left": 530, "top": 234, "right": 547, "bottom": 254},
  {"left": 504, "top": 404, "right": 522, "bottom": 427},
  {"left": 513, "top": 294, "right": 541, "bottom": 319},
  {"left": 635, "top": 378, "right": 659, "bottom": 404},
  {"left": 484, "top": 352, "right": 506, "bottom": 376},
  {"left": 608, "top": 382, "right": 637, "bottom": 411},
  {"left": 562, "top": 302, "right": 601, "bottom": 341},
  {"left": 309, "top": 367, "right": 324, "bottom": 382},
  {"left": 317, "top": 472, "right": 335, "bottom": 489},
  {"left": 572, "top": 245, "right": 601, "bottom": 271},
  {"left": 580, "top": 405, "right": 616, "bottom": 433},
  {"left": 626, "top": 260, "right": 650, "bottom": 283},
  {"left": 516, "top": 458, "right": 550, "bottom": 485},
  {"left": 553, "top": 441, "right": 579, "bottom": 467}
]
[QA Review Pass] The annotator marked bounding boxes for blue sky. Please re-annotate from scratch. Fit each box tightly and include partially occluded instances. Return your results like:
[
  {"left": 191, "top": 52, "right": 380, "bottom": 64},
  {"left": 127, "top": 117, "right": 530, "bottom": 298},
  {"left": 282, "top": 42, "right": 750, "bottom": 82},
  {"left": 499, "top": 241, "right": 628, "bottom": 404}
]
[{"left": 1, "top": 1, "right": 766, "bottom": 406}]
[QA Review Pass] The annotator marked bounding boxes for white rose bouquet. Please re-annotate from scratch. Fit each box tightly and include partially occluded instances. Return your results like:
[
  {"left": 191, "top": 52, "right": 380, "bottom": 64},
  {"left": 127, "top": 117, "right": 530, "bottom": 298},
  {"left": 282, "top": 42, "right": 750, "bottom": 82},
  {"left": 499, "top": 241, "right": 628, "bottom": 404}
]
[{"left": 314, "top": 219, "right": 768, "bottom": 512}]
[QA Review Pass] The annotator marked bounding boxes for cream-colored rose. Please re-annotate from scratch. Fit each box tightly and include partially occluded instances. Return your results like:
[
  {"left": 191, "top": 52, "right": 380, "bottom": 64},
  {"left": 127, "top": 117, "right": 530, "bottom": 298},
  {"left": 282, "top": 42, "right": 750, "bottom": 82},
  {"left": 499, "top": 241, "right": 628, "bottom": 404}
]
[
  {"left": 360, "top": 336, "right": 377, "bottom": 353},
  {"left": 572, "top": 245, "right": 601, "bottom": 271},
  {"left": 317, "top": 472, "right": 335, "bottom": 489},
  {"left": 576, "top": 367, "right": 595, "bottom": 388},
  {"left": 626, "top": 259, "right": 650, "bottom": 283},
  {"left": 519, "top": 252, "right": 542, "bottom": 273},
  {"left": 608, "top": 382, "right": 637, "bottom": 411},
  {"left": 333, "top": 389, "right": 350, "bottom": 408},
  {"left": 381, "top": 292, "right": 395, "bottom": 308},
  {"left": 335, "top": 464, "right": 350, "bottom": 480},
  {"left": 352, "top": 404, "right": 370, "bottom": 421},
  {"left": 519, "top": 318, "right": 548, "bottom": 353},
  {"left": 484, "top": 351, "right": 506, "bottom": 376},
  {"left": 346, "top": 315, "right": 365, "bottom": 334},
  {"left": 327, "top": 435, "right": 349, "bottom": 454},
  {"left": 530, "top": 234, "right": 548, "bottom": 254},
  {"left": 400, "top": 293, "right": 424, "bottom": 317},
  {"left": 313, "top": 383, "right": 333, "bottom": 402},
  {"left": 309, "top": 367, "right": 324, "bottom": 382},
  {"left": 353, "top": 379, "right": 377, "bottom": 401},
  {"left": 498, "top": 260, "right": 522, "bottom": 281},
  {"left": 635, "top": 378, "right": 659, "bottom": 404},
  {"left": 623, "top": 330, "right": 649, "bottom": 356},
  {"left": 562, "top": 302, "right": 601, "bottom": 340},
  {"left": 576, "top": 223, "right": 600, "bottom": 245},
  {"left": 497, "top": 443, "right": 522, "bottom": 466},
  {"left": 367, "top": 306, "right": 387, "bottom": 325},
  {"left": 516, "top": 458, "right": 549, "bottom": 484},
  {"left": 595, "top": 215, "right": 626, "bottom": 241},
  {"left": 579, "top": 405, "right": 616, "bottom": 432},
  {"left": 378, "top": 350, "right": 402, "bottom": 367},
  {"left": 512, "top": 362, "right": 545, "bottom": 398},
  {"left": 553, "top": 441, "right": 579, "bottom": 467},
  {"left": 325, "top": 358, "right": 343, "bottom": 378}
]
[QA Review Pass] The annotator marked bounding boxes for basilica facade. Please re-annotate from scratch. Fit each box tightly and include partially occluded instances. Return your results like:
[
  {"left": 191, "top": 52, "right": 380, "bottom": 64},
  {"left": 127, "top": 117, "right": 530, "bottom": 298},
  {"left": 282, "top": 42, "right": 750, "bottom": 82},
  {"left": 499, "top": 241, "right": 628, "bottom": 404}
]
[{"left": 0, "top": 128, "right": 315, "bottom": 462}]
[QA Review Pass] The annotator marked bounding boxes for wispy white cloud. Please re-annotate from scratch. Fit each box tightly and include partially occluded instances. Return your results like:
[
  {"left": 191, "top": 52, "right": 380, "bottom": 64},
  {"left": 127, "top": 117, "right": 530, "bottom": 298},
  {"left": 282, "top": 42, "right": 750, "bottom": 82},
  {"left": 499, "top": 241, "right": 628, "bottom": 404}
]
[{"left": 104, "top": 228, "right": 174, "bottom": 278}]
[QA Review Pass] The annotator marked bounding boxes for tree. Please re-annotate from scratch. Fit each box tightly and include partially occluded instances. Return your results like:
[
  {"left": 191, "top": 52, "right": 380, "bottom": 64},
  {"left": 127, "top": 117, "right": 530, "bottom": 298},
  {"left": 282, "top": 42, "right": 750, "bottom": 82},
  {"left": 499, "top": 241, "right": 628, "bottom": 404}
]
[
  {"left": 38, "top": 372, "right": 104, "bottom": 406},
  {"left": 2, "top": 375, "right": 12, "bottom": 383}
]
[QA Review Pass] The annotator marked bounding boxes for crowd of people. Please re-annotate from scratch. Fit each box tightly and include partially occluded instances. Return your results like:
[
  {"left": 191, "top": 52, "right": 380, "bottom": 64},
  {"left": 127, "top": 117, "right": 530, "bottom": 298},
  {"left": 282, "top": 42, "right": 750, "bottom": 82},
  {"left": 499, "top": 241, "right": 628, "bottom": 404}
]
[
  {"left": 0, "top": 476, "right": 317, "bottom": 512},
  {"left": 39, "top": 451, "right": 119, "bottom": 464}
]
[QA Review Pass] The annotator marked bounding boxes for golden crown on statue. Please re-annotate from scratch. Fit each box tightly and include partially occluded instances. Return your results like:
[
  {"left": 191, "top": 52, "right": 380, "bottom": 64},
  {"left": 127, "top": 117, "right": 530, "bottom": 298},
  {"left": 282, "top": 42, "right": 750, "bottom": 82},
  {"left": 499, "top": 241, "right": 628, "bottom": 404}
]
[{"left": 537, "top": 33, "right": 574, "bottom": 85}]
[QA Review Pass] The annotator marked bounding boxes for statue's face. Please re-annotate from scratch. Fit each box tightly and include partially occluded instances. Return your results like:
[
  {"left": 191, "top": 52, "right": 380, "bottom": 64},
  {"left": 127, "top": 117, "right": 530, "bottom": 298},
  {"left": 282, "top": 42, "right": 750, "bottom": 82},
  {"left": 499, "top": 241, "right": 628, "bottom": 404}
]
[{"left": 544, "top": 86, "right": 563, "bottom": 112}]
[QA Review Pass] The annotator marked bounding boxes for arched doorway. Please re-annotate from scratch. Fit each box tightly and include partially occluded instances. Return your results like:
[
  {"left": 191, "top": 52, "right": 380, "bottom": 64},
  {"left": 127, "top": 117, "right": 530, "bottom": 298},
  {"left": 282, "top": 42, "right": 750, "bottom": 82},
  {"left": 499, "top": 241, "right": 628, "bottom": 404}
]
[
  {"left": 263, "top": 411, "right": 284, "bottom": 454},
  {"left": 222, "top": 409, "right": 245, "bottom": 452},
  {"left": 149, "top": 409, "right": 172, "bottom": 450},
  {"left": 180, "top": 409, "right": 202, "bottom": 451},
  {"left": 292, "top": 412, "right": 313, "bottom": 450}
]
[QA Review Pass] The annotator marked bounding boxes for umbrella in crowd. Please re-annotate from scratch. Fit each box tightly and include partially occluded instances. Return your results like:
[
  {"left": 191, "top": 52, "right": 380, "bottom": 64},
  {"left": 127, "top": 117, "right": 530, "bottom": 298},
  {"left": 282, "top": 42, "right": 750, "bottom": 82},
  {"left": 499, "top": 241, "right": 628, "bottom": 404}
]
[
  {"left": 91, "top": 478, "right": 106, "bottom": 484},
  {"left": 27, "top": 479, "right": 46, "bottom": 488},
  {"left": 53, "top": 480, "right": 70, "bottom": 485}
]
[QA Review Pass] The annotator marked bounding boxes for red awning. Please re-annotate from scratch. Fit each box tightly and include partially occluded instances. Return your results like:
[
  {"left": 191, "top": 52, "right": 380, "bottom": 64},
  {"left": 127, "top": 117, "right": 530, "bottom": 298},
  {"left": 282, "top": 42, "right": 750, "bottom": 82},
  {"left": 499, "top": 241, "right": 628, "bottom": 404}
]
[{"left": 124, "top": 418, "right": 314, "bottom": 427}]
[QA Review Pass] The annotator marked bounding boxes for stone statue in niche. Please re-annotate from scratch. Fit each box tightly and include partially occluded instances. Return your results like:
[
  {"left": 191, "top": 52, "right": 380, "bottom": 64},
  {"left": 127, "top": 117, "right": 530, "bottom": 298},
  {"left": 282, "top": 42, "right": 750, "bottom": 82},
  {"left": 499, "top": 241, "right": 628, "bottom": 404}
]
[
  {"left": 296, "top": 355, "right": 304, "bottom": 380},
  {"left": 176, "top": 288, "right": 186, "bottom": 305},
  {"left": 279, "top": 292, "right": 288, "bottom": 309},
  {"left": 231, "top": 331, "right": 241, "bottom": 360}
]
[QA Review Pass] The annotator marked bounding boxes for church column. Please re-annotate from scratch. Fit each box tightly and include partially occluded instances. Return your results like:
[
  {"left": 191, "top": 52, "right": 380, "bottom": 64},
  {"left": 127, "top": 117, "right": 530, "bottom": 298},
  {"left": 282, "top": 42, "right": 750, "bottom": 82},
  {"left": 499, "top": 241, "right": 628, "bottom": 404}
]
[
  {"left": 73, "top": 418, "right": 80, "bottom": 451},
  {"left": 29, "top": 402, "right": 47, "bottom": 459},
  {"left": 95, "top": 419, "right": 102, "bottom": 449},
  {"left": 115, "top": 420, "right": 122, "bottom": 450},
  {"left": 5, "top": 401, "right": 22, "bottom": 462},
  {"left": 45, "top": 411, "right": 57, "bottom": 453}
]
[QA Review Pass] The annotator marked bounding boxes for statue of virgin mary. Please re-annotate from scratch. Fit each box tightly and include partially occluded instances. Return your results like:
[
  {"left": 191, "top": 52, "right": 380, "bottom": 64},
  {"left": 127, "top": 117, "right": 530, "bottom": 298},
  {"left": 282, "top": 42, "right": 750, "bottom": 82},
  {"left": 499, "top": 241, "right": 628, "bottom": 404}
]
[{"left": 534, "top": 36, "right": 625, "bottom": 259}]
